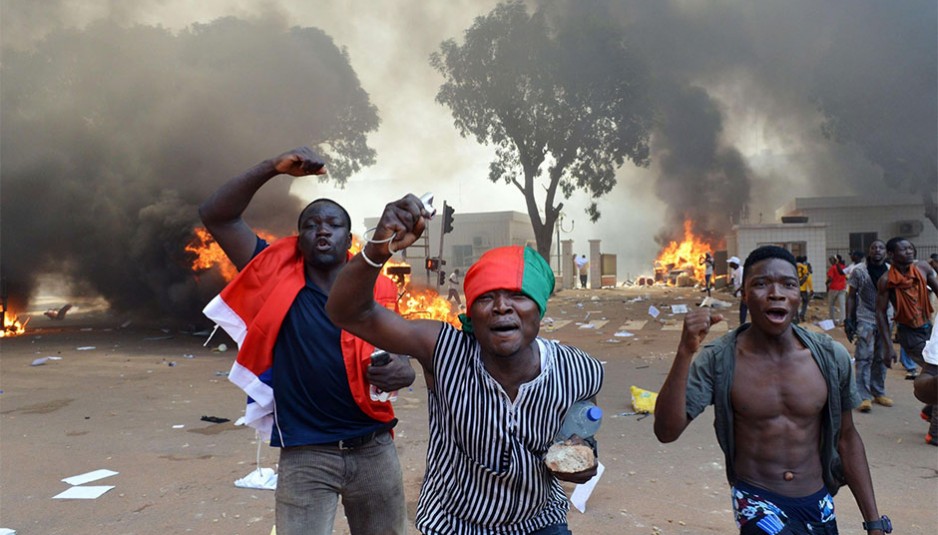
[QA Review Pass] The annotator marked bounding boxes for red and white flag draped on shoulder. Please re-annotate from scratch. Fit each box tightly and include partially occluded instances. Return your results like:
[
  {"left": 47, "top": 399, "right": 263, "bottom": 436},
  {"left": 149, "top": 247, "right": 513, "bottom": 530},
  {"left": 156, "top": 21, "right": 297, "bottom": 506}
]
[{"left": 202, "top": 236, "right": 399, "bottom": 440}]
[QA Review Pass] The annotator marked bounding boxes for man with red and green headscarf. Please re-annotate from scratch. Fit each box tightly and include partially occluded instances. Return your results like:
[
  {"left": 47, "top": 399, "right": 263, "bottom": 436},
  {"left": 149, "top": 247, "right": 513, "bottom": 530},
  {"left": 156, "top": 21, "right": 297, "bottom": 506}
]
[{"left": 327, "top": 194, "right": 605, "bottom": 535}]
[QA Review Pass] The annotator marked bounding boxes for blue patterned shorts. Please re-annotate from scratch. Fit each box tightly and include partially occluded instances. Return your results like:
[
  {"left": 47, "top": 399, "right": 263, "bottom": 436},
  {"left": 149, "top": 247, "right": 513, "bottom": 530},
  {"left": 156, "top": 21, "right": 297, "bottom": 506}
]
[{"left": 732, "top": 480, "right": 837, "bottom": 534}]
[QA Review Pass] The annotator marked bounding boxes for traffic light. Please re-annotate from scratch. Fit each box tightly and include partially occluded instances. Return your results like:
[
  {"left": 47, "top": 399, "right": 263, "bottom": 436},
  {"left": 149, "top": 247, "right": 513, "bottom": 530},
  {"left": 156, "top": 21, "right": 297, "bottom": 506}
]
[
  {"left": 442, "top": 202, "right": 455, "bottom": 234},
  {"left": 425, "top": 257, "right": 440, "bottom": 271},
  {"left": 438, "top": 270, "right": 446, "bottom": 286}
]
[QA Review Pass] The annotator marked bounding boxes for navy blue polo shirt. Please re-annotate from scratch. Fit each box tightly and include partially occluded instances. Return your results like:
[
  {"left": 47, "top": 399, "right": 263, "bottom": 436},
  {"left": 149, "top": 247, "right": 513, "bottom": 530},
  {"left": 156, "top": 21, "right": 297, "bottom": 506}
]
[{"left": 253, "top": 238, "right": 385, "bottom": 447}]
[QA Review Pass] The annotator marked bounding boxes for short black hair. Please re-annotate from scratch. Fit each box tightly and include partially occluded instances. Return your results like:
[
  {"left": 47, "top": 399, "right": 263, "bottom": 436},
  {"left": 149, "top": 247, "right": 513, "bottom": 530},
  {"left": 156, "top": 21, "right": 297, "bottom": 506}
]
[
  {"left": 885, "top": 236, "right": 911, "bottom": 254},
  {"left": 297, "top": 198, "right": 351, "bottom": 230},
  {"left": 930, "top": 253, "right": 938, "bottom": 262},
  {"left": 851, "top": 250, "right": 864, "bottom": 259},
  {"left": 743, "top": 245, "right": 797, "bottom": 285}
]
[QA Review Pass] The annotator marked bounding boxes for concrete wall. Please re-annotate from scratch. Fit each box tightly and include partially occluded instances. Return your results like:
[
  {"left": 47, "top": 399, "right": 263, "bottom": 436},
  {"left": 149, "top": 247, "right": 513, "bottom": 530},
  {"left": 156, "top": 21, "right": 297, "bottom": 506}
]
[
  {"left": 776, "top": 195, "right": 938, "bottom": 252},
  {"left": 732, "top": 223, "right": 828, "bottom": 269}
]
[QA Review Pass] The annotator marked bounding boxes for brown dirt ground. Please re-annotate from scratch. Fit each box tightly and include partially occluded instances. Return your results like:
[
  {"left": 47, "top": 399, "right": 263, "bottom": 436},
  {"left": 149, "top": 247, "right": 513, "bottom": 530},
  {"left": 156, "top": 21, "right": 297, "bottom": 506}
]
[{"left": 2, "top": 286, "right": 936, "bottom": 534}]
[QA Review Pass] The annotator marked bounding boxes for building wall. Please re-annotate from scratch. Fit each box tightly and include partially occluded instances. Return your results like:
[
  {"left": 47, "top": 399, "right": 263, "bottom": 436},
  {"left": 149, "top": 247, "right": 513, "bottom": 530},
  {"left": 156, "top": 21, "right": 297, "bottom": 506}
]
[
  {"left": 732, "top": 224, "right": 828, "bottom": 269},
  {"left": 776, "top": 195, "right": 938, "bottom": 254}
]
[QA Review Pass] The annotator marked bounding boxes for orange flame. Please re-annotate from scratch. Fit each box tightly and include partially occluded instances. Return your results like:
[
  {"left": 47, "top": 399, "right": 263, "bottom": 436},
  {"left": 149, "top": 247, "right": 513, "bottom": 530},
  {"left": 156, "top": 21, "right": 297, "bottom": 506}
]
[
  {"left": 397, "top": 286, "right": 461, "bottom": 328},
  {"left": 186, "top": 227, "right": 279, "bottom": 281},
  {"left": 655, "top": 220, "right": 718, "bottom": 284},
  {"left": 187, "top": 228, "right": 461, "bottom": 326},
  {"left": 1, "top": 308, "right": 29, "bottom": 337}
]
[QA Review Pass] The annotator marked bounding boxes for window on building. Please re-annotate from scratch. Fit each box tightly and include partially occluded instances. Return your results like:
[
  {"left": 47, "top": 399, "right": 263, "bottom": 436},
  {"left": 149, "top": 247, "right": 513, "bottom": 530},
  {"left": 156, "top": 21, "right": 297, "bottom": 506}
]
[
  {"left": 849, "top": 232, "right": 878, "bottom": 254},
  {"left": 453, "top": 244, "right": 474, "bottom": 268},
  {"left": 758, "top": 241, "right": 806, "bottom": 258}
]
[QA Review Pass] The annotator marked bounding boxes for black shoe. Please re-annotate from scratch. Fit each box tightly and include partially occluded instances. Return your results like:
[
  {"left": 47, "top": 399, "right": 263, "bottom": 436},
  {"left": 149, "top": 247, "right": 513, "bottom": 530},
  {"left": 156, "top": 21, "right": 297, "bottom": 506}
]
[{"left": 906, "top": 371, "right": 919, "bottom": 380}]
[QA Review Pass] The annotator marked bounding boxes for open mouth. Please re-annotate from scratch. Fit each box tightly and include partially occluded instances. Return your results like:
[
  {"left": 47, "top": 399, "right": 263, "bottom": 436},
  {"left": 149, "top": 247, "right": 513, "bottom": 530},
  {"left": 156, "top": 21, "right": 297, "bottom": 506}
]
[
  {"left": 315, "top": 238, "right": 332, "bottom": 250},
  {"left": 490, "top": 322, "right": 519, "bottom": 334},
  {"left": 765, "top": 308, "right": 789, "bottom": 322}
]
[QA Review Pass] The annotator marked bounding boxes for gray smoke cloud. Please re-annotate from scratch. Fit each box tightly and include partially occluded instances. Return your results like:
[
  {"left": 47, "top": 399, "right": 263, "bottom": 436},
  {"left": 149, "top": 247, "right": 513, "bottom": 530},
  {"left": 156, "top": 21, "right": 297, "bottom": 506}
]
[
  {"left": 1, "top": 10, "right": 378, "bottom": 323},
  {"left": 1, "top": 0, "right": 934, "bottom": 321}
]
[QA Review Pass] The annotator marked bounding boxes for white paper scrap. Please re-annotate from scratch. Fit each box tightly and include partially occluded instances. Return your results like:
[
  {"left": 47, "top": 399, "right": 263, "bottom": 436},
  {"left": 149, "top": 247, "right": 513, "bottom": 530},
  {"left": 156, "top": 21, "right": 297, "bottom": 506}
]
[
  {"left": 817, "top": 319, "right": 836, "bottom": 331},
  {"left": 235, "top": 467, "right": 277, "bottom": 490},
  {"left": 31, "top": 357, "right": 49, "bottom": 366},
  {"left": 671, "top": 304, "right": 689, "bottom": 314},
  {"left": 0, "top": 528, "right": 17, "bottom": 535},
  {"left": 647, "top": 305, "right": 660, "bottom": 318},
  {"left": 613, "top": 331, "right": 634, "bottom": 337},
  {"left": 52, "top": 486, "right": 115, "bottom": 500},
  {"left": 62, "top": 469, "right": 119, "bottom": 486},
  {"left": 172, "top": 424, "right": 185, "bottom": 429},
  {"left": 570, "top": 461, "right": 605, "bottom": 513},
  {"left": 76, "top": 346, "right": 96, "bottom": 351}
]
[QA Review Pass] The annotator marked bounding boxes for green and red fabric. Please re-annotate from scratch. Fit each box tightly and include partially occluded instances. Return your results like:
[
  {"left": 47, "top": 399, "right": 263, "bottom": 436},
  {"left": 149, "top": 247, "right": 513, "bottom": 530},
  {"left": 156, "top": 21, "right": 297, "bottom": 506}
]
[{"left": 461, "top": 246, "right": 554, "bottom": 332}]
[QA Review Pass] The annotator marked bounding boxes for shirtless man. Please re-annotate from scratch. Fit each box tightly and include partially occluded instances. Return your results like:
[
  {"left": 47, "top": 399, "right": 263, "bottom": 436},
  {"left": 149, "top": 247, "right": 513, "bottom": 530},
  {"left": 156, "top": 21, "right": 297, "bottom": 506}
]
[{"left": 655, "top": 245, "right": 888, "bottom": 534}]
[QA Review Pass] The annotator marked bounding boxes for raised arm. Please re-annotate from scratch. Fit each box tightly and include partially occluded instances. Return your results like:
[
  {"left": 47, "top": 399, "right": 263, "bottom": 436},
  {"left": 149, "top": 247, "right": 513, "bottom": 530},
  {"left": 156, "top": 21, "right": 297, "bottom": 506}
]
[
  {"left": 326, "top": 194, "right": 442, "bottom": 371},
  {"left": 198, "top": 147, "right": 325, "bottom": 270},
  {"left": 654, "top": 307, "right": 722, "bottom": 443}
]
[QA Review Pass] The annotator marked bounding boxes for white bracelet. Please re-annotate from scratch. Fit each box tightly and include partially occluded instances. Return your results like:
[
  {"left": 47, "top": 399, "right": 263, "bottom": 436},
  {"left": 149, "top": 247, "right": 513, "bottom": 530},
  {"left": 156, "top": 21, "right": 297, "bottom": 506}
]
[
  {"left": 360, "top": 247, "right": 387, "bottom": 269},
  {"left": 362, "top": 227, "right": 394, "bottom": 245}
]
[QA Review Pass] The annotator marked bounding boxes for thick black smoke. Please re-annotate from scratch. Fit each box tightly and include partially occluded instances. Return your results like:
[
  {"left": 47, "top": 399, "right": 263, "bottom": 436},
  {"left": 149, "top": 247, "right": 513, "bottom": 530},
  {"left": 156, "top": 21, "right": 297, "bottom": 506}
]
[
  {"left": 596, "top": 0, "right": 937, "bottom": 245},
  {"left": 1, "top": 16, "right": 379, "bottom": 323}
]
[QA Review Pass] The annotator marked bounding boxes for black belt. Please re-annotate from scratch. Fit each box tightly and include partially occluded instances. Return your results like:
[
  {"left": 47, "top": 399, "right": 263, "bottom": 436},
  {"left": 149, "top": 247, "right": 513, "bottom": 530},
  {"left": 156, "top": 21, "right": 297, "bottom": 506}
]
[
  {"left": 322, "top": 419, "right": 397, "bottom": 450},
  {"left": 332, "top": 430, "right": 384, "bottom": 450}
]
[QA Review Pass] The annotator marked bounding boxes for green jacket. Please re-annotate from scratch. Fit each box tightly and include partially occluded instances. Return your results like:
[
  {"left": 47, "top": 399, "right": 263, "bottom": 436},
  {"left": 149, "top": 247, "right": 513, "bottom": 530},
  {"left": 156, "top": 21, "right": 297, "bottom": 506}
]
[{"left": 684, "top": 324, "right": 860, "bottom": 495}]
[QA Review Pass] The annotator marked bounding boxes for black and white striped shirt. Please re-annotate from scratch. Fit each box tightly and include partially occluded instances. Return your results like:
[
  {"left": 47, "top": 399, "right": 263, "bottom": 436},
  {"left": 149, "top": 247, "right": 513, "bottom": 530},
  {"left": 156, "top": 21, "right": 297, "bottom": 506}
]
[{"left": 415, "top": 324, "right": 604, "bottom": 534}]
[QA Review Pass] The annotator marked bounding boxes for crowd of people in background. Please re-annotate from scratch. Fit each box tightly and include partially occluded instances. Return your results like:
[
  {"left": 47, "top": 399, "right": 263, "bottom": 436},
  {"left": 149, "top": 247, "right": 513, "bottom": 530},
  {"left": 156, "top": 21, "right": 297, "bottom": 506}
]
[{"left": 199, "top": 146, "right": 931, "bottom": 535}]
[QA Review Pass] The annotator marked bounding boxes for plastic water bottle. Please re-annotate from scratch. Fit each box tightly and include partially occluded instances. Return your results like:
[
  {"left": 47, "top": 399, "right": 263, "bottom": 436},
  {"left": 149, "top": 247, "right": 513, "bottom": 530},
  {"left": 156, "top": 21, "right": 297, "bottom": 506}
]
[{"left": 556, "top": 400, "right": 603, "bottom": 441}]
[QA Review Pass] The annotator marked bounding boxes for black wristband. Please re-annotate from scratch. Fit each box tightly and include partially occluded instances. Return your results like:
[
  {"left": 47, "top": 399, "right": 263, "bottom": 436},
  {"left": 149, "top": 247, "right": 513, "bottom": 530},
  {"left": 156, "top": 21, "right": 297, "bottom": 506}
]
[{"left": 862, "top": 515, "right": 892, "bottom": 533}]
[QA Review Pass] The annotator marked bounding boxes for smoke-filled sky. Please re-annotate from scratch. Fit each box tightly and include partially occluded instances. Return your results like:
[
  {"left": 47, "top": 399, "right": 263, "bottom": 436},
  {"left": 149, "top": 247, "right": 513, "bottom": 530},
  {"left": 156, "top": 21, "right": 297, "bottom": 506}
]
[{"left": 2, "top": 0, "right": 935, "bottom": 323}]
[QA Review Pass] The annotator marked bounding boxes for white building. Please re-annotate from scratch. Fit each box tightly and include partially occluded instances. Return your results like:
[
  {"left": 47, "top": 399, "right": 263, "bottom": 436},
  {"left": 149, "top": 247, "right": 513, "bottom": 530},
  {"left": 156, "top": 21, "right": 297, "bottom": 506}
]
[
  {"left": 726, "top": 195, "right": 937, "bottom": 267},
  {"left": 776, "top": 195, "right": 937, "bottom": 255}
]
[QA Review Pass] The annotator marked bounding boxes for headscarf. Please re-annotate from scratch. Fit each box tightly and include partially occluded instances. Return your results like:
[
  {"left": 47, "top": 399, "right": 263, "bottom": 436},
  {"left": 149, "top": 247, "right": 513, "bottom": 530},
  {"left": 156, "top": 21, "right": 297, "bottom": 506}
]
[{"left": 459, "top": 246, "right": 554, "bottom": 332}]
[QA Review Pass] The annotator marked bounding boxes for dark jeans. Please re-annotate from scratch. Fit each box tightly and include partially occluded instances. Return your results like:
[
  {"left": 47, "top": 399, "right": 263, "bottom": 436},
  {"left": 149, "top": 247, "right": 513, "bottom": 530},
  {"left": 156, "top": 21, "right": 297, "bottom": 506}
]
[
  {"left": 530, "top": 523, "right": 573, "bottom": 535},
  {"left": 799, "top": 291, "right": 811, "bottom": 321}
]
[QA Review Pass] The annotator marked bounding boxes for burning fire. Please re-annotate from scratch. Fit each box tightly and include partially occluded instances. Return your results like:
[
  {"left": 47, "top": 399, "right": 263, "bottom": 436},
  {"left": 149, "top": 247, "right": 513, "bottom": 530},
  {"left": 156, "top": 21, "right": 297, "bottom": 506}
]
[
  {"left": 397, "top": 287, "right": 461, "bottom": 328},
  {"left": 186, "top": 227, "right": 279, "bottom": 281},
  {"left": 1, "top": 309, "right": 29, "bottom": 338},
  {"left": 655, "top": 220, "right": 719, "bottom": 284},
  {"left": 187, "top": 228, "right": 460, "bottom": 326}
]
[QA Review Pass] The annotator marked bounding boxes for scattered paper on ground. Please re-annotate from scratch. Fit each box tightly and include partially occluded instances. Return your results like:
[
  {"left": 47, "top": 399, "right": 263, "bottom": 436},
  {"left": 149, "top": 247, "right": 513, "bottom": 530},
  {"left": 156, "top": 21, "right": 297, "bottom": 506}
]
[
  {"left": 648, "top": 305, "right": 660, "bottom": 318},
  {"left": 52, "top": 486, "right": 115, "bottom": 500},
  {"left": 578, "top": 320, "right": 608, "bottom": 330},
  {"left": 671, "top": 304, "right": 689, "bottom": 314},
  {"left": 62, "top": 469, "right": 119, "bottom": 486},
  {"left": 614, "top": 331, "right": 634, "bottom": 337},
  {"left": 619, "top": 320, "right": 647, "bottom": 330},
  {"left": 235, "top": 467, "right": 277, "bottom": 490},
  {"left": 542, "top": 319, "right": 572, "bottom": 332},
  {"left": 817, "top": 319, "right": 836, "bottom": 331},
  {"left": 570, "top": 461, "right": 605, "bottom": 513}
]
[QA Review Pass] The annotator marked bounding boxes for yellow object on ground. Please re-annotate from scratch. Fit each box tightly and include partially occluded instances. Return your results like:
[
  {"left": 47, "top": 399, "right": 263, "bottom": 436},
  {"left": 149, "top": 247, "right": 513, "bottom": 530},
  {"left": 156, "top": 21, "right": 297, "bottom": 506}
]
[{"left": 630, "top": 385, "right": 658, "bottom": 414}]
